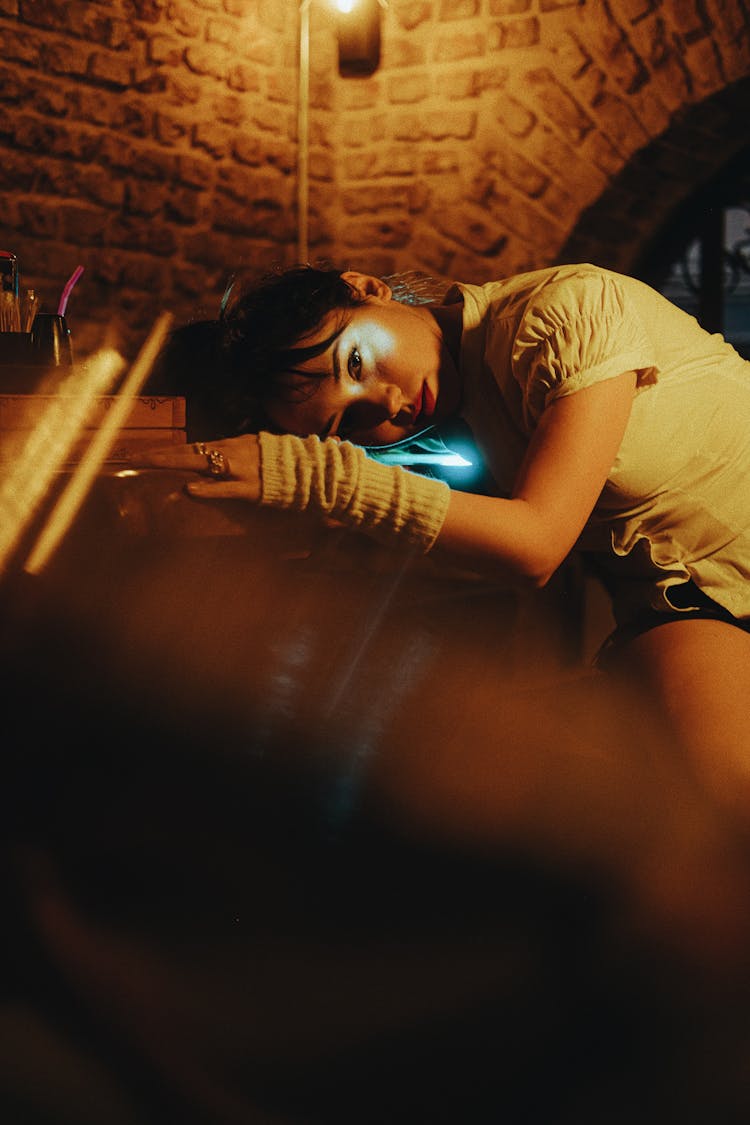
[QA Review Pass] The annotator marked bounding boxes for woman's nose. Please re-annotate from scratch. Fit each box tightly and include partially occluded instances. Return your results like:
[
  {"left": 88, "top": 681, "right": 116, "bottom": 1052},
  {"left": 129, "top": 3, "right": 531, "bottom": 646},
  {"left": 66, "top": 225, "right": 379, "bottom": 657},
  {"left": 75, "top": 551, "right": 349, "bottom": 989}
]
[{"left": 379, "top": 382, "right": 403, "bottom": 418}]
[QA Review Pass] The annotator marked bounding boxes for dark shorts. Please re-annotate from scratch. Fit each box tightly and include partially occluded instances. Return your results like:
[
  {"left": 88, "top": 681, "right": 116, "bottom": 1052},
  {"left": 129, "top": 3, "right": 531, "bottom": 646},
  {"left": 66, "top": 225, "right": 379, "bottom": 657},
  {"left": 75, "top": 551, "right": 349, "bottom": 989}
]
[{"left": 595, "top": 581, "right": 750, "bottom": 672}]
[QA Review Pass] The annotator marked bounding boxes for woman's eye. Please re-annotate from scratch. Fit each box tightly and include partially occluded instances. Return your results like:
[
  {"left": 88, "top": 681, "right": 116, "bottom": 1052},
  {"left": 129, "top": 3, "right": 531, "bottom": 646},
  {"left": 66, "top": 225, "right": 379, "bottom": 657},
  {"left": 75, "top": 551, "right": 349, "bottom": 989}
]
[{"left": 347, "top": 347, "right": 362, "bottom": 381}]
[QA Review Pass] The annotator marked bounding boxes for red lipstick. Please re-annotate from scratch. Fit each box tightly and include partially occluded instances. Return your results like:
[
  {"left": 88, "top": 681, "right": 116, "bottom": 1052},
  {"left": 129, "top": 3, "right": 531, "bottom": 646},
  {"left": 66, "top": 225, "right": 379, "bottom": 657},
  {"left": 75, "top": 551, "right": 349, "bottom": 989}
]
[{"left": 421, "top": 381, "right": 436, "bottom": 420}]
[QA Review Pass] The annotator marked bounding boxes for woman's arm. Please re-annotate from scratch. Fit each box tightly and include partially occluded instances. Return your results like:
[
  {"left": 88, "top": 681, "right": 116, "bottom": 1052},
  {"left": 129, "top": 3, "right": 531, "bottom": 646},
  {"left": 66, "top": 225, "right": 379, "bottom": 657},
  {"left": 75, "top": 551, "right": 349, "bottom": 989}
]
[
  {"left": 140, "top": 370, "right": 636, "bottom": 581},
  {"left": 436, "top": 370, "right": 637, "bottom": 584}
]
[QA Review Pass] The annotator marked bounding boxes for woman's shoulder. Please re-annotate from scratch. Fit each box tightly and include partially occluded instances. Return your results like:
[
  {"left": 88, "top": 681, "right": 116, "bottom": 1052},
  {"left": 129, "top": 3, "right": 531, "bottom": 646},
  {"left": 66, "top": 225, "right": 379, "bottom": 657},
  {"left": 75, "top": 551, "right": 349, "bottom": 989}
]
[{"left": 460, "top": 264, "right": 631, "bottom": 325}]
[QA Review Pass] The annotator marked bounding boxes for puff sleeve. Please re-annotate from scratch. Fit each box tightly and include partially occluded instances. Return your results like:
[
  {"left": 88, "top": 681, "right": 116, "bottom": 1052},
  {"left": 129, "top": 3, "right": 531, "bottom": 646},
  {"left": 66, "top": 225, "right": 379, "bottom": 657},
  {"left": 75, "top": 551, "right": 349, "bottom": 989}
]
[{"left": 511, "top": 268, "right": 659, "bottom": 428}]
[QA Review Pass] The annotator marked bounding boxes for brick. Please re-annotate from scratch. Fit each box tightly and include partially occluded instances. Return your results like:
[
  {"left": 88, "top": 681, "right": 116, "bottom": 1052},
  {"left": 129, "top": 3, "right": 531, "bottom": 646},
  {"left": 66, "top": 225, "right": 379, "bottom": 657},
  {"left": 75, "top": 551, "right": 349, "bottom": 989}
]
[
  {"left": 77, "top": 165, "right": 126, "bottom": 208},
  {"left": 126, "top": 1, "right": 167, "bottom": 24},
  {"left": 132, "top": 66, "right": 167, "bottom": 96},
  {"left": 257, "top": 0, "right": 287, "bottom": 33},
  {"left": 503, "top": 148, "right": 550, "bottom": 198},
  {"left": 340, "top": 218, "right": 412, "bottom": 249},
  {"left": 88, "top": 51, "right": 133, "bottom": 88},
  {"left": 439, "top": 0, "right": 480, "bottom": 17},
  {"left": 243, "top": 32, "right": 281, "bottom": 67},
  {"left": 213, "top": 200, "right": 292, "bottom": 240},
  {"left": 214, "top": 162, "right": 256, "bottom": 202},
  {"left": 627, "top": 87, "right": 672, "bottom": 136},
  {"left": 168, "top": 2, "right": 203, "bottom": 37},
  {"left": 124, "top": 179, "right": 165, "bottom": 218},
  {"left": 489, "top": 0, "right": 531, "bottom": 13},
  {"left": 422, "top": 149, "right": 461, "bottom": 174},
  {"left": 386, "top": 73, "right": 430, "bottom": 103},
  {"left": 58, "top": 203, "right": 109, "bottom": 245},
  {"left": 671, "top": 0, "right": 712, "bottom": 43},
  {"left": 185, "top": 43, "right": 234, "bottom": 80},
  {"left": 0, "top": 149, "right": 38, "bottom": 191},
  {"left": 384, "top": 38, "right": 427, "bottom": 67},
  {"left": 611, "top": 0, "right": 659, "bottom": 22},
  {"left": 495, "top": 93, "right": 537, "bottom": 137},
  {"left": 192, "top": 120, "right": 233, "bottom": 159},
  {"left": 341, "top": 81, "right": 382, "bottom": 111},
  {"left": 65, "top": 3, "right": 125, "bottom": 48},
  {"left": 130, "top": 147, "right": 180, "bottom": 181},
  {"left": 154, "top": 112, "right": 189, "bottom": 145},
  {"left": 684, "top": 37, "right": 726, "bottom": 91},
  {"left": 99, "top": 134, "right": 134, "bottom": 172},
  {"left": 109, "top": 214, "right": 178, "bottom": 255},
  {"left": 30, "top": 79, "right": 70, "bottom": 117},
  {"left": 121, "top": 257, "right": 170, "bottom": 292},
  {"left": 581, "top": 128, "right": 627, "bottom": 176},
  {"left": 309, "top": 78, "right": 334, "bottom": 112},
  {"left": 554, "top": 31, "right": 593, "bottom": 78},
  {"left": 433, "top": 32, "right": 486, "bottom": 61},
  {"left": 111, "top": 101, "right": 153, "bottom": 139},
  {"left": 171, "top": 262, "right": 209, "bottom": 298},
  {"left": 164, "top": 187, "right": 202, "bottom": 224},
  {"left": 428, "top": 109, "right": 477, "bottom": 140},
  {"left": 489, "top": 16, "right": 540, "bottom": 49},
  {"left": 595, "top": 87, "right": 652, "bottom": 151},
  {"left": 525, "top": 68, "right": 595, "bottom": 143},
  {"left": 18, "top": 0, "right": 66, "bottom": 31},
  {"left": 212, "top": 94, "right": 246, "bottom": 125},
  {"left": 177, "top": 153, "right": 215, "bottom": 187},
  {"left": 43, "top": 38, "right": 91, "bottom": 80},
  {"left": 0, "top": 26, "right": 42, "bottom": 64},
  {"left": 703, "top": 0, "right": 750, "bottom": 43},
  {"left": 396, "top": 2, "right": 433, "bottom": 30},
  {"left": 163, "top": 73, "right": 203, "bottom": 106},
  {"left": 148, "top": 35, "right": 184, "bottom": 66},
  {"left": 435, "top": 208, "right": 508, "bottom": 255},
  {"left": 266, "top": 70, "right": 297, "bottom": 104},
  {"left": 16, "top": 199, "right": 58, "bottom": 239},
  {"left": 341, "top": 185, "right": 414, "bottom": 215},
  {"left": 231, "top": 134, "right": 263, "bottom": 166},
  {"left": 227, "top": 62, "right": 262, "bottom": 93},
  {"left": 206, "top": 17, "right": 237, "bottom": 46},
  {"left": 309, "top": 149, "right": 335, "bottom": 181}
]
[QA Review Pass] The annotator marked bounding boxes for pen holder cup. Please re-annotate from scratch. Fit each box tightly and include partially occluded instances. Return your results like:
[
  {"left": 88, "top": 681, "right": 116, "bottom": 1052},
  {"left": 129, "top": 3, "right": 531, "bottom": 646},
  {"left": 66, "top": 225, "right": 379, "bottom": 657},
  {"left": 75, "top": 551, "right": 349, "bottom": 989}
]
[{"left": 31, "top": 313, "right": 73, "bottom": 366}]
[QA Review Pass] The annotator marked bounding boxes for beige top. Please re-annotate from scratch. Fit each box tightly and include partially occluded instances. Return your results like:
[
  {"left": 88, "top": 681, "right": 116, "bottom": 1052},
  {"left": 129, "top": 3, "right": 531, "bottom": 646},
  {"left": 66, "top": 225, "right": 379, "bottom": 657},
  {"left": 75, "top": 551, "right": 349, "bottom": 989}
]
[{"left": 453, "top": 264, "right": 750, "bottom": 623}]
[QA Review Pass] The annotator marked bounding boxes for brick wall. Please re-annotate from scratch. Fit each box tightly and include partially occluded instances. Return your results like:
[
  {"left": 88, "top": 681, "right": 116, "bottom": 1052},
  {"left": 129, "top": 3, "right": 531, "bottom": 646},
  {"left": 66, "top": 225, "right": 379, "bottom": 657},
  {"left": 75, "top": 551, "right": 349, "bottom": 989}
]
[{"left": 0, "top": 0, "right": 748, "bottom": 359}]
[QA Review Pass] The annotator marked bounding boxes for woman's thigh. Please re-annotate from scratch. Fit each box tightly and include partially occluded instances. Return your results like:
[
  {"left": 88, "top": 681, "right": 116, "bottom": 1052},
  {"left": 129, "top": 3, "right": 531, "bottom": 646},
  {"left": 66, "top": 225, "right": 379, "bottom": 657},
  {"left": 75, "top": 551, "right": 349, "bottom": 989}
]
[{"left": 612, "top": 617, "right": 750, "bottom": 817}]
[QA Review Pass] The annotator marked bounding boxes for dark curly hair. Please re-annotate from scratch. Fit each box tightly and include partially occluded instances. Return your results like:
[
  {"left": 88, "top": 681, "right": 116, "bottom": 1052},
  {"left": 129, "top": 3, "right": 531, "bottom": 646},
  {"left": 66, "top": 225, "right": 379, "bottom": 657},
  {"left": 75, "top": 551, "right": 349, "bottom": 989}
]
[{"left": 149, "top": 265, "right": 362, "bottom": 441}]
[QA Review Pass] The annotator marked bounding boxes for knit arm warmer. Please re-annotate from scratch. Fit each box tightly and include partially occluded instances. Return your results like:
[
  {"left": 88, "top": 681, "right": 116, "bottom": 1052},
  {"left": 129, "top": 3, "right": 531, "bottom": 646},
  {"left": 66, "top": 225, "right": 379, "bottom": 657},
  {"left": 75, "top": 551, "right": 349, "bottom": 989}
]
[{"left": 258, "top": 431, "right": 450, "bottom": 552}]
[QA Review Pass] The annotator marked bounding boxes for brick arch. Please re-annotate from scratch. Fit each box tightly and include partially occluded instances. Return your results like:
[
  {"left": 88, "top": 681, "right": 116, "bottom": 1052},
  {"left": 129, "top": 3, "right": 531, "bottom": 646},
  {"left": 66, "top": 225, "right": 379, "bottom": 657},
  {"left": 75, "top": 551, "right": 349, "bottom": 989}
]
[
  {"left": 333, "top": 1, "right": 750, "bottom": 287},
  {"left": 557, "top": 75, "right": 750, "bottom": 281},
  {"left": 1, "top": 0, "right": 749, "bottom": 358}
]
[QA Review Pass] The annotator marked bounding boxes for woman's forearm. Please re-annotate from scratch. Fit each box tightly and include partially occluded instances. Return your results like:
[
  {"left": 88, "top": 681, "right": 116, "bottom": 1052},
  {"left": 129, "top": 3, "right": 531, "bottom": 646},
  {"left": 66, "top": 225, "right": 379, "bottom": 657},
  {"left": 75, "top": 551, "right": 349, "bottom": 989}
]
[{"left": 436, "top": 490, "right": 568, "bottom": 586}]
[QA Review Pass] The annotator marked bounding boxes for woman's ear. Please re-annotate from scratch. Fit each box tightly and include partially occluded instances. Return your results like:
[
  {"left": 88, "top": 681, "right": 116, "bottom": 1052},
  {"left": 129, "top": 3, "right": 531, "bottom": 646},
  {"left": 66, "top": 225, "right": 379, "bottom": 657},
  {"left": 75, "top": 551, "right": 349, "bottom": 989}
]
[{"left": 341, "top": 271, "right": 392, "bottom": 302}]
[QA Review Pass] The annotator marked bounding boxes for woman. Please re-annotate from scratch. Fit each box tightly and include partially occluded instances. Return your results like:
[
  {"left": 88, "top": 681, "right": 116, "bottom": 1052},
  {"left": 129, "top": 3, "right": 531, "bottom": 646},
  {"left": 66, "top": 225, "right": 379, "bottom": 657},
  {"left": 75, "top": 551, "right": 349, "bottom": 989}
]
[{"left": 144, "top": 262, "right": 750, "bottom": 810}]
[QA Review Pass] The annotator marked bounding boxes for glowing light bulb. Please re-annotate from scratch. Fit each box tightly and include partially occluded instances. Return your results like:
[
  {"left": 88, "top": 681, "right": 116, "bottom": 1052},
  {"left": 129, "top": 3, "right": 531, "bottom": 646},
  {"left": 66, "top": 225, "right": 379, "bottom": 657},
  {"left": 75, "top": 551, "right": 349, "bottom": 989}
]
[{"left": 335, "top": 0, "right": 357, "bottom": 12}]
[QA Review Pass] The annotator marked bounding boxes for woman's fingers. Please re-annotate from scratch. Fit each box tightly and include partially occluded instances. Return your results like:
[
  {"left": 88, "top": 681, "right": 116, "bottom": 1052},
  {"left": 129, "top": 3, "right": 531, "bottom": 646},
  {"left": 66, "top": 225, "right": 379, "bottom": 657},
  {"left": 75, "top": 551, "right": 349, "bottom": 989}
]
[
  {"left": 139, "top": 444, "right": 209, "bottom": 470},
  {"left": 136, "top": 435, "right": 262, "bottom": 503},
  {"left": 185, "top": 479, "right": 260, "bottom": 501}
]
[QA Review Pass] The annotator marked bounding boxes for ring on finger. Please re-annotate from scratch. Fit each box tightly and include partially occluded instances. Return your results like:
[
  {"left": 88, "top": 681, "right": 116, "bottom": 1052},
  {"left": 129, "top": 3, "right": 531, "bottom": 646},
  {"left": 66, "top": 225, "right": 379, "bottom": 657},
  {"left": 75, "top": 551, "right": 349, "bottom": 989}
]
[
  {"left": 206, "top": 448, "right": 229, "bottom": 478},
  {"left": 192, "top": 440, "right": 229, "bottom": 479}
]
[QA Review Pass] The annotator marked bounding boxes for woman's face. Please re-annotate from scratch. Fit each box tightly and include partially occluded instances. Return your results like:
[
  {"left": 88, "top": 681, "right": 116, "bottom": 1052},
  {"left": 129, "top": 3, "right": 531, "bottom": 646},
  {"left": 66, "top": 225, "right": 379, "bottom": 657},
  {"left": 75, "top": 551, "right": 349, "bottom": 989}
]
[{"left": 265, "top": 274, "right": 462, "bottom": 447}]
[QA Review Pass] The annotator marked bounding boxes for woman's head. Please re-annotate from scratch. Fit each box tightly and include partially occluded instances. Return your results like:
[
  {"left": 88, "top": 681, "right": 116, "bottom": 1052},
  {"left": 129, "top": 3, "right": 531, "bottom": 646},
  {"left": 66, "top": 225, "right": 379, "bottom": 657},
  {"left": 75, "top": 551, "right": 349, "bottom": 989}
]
[{"left": 156, "top": 264, "right": 462, "bottom": 445}]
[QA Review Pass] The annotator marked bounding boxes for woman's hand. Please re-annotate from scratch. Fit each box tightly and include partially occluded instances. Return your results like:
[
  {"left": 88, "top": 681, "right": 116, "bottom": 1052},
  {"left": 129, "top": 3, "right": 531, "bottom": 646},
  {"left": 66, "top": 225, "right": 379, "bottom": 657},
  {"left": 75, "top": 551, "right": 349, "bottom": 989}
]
[{"left": 139, "top": 434, "right": 262, "bottom": 503}]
